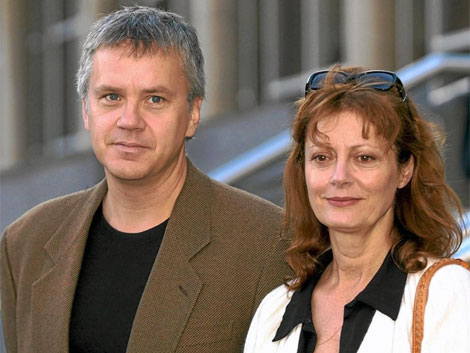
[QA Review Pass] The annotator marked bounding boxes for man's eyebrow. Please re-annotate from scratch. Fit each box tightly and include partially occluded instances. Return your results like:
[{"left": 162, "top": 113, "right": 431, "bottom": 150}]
[
  {"left": 141, "top": 86, "right": 176, "bottom": 96},
  {"left": 93, "top": 85, "right": 123, "bottom": 95},
  {"left": 92, "top": 85, "right": 176, "bottom": 97}
]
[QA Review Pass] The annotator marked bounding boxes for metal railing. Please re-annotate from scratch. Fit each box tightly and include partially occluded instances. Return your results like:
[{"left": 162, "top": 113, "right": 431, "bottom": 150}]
[{"left": 207, "top": 130, "right": 291, "bottom": 185}]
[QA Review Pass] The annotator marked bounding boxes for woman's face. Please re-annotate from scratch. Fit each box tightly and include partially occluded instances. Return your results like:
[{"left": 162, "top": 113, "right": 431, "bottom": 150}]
[{"left": 304, "top": 111, "right": 413, "bottom": 235}]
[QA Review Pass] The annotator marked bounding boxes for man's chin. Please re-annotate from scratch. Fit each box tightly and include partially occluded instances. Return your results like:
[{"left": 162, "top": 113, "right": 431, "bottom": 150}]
[{"left": 104, "top": 167, "right": 150, "bottom": 183}]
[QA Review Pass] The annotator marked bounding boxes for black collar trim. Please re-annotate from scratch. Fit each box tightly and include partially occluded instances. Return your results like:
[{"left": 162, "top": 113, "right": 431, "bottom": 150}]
[{"left": 273, "top": 249, "right": 407, "bottom": 341}]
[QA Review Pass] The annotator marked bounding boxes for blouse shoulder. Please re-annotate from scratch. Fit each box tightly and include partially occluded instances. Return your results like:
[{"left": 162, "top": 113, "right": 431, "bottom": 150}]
[
  {"left": 426, "top": 259, "right": 470, "bottom": 294},
  {"left": 409, "top": 258, "right": 470, "bottom": 287},
  {"left": 244, "top": 284, "right": 296, "bottom": 353},
  {"left": 402, "top": 258, "right": 470, "bottom": 312},
  {"left": 418, "top": 260, "right": 470, "bottom": 352}
]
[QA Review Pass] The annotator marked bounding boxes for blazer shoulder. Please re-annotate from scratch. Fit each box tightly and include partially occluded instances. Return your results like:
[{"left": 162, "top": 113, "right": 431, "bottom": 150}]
[
  {"left": 204, "top": 178, "right": 292, "bottom": 247},
  {"left": 186, "top": 159, "right": 283, "bottom": 219},
  {"left": 209, "top": 177, "right": 283, "bottom": 217},
  {"left": 2, "top": 182, "right": 104, "bottom": 245}
]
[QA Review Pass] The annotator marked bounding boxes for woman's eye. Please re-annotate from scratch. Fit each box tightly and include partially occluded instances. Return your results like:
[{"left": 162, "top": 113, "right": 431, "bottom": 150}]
[
  {"left": 148, "top": 96, "right": 163, "bottom": 104},
  {"left": 312, "top": 155, "right": 328, "bottom": 162},
  {"left": 357, "top": 155, "right": 374, "bottom": 162}
]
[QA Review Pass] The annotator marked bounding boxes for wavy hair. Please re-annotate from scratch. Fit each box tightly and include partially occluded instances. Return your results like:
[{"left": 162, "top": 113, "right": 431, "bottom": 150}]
[{"left": 284, "top": 66, "right": 463, "bottom": 289}]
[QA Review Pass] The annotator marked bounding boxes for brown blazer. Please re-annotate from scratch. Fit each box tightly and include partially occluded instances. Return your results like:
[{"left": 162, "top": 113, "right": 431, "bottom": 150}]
[{"left": 0, "top": 161, "right": 292, "bottom": 353}]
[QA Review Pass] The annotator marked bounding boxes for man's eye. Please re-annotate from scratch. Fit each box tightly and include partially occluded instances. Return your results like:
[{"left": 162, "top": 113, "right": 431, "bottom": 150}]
[
  {"left": 148, "top": 96, "right": 163, "bottom": 104},
  {"left": 106, "top": 93, "right": 120, "bottom": 101}
]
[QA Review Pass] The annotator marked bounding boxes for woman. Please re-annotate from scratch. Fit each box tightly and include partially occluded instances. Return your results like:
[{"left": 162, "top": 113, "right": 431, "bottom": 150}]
[{"left": 244, "top": 66, "right": 470, "bottom": 353}]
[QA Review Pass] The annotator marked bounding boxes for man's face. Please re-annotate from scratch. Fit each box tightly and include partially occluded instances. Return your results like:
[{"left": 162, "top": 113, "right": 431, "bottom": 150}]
[{"left": 83, "top": 44, "right": 201, "bottom": 184}]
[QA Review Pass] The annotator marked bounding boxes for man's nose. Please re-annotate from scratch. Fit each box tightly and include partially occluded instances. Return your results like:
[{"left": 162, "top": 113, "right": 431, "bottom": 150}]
[{"left": 117, "top": 101, "right": 145, "bottom": 130}]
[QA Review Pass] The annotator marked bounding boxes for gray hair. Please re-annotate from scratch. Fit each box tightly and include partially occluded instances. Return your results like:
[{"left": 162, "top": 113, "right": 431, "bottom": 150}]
[{"left": 76, "top": 6, "right": 205, "bottom": 104}]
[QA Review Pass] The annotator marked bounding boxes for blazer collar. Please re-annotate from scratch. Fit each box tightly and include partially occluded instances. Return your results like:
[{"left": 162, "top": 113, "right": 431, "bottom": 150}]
[
  {"left": 43, "top": 180, "right": 107, "bottom": 263},
  {"left": 127, "top": 159, "right": 214, "bottom": 353},
  {"left": 31, "top": 180, "right": 107, "bottom": 351},
  {"left": 167, "top": 159, "right": 213, "bottom": 259}
]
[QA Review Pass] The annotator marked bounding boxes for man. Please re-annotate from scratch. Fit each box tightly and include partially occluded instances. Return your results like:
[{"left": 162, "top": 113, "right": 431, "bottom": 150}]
[{"left": 0, "top": 6, "right": 291, "bottom": 353}]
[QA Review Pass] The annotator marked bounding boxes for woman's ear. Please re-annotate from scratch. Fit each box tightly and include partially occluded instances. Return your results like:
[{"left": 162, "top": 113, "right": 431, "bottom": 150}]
[{"left": 398, "top": 155, "right": 415, "bottom": 189}]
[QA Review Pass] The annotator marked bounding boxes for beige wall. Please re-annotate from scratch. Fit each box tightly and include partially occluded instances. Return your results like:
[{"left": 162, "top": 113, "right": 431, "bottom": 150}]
[
  {"left": 190, "top": 0, "right": 238, "bottom": 119},
  {"left": 343, "top": 0, "right": 396, "bottom": 69},
  {"left": 1, "top": 0, "right": 27, "bottom": 170}
]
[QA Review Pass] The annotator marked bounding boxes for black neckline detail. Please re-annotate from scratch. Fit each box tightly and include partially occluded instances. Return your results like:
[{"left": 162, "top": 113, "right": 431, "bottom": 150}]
[{"left": 273, "top": 249, "right": 407, "bottom": 342}]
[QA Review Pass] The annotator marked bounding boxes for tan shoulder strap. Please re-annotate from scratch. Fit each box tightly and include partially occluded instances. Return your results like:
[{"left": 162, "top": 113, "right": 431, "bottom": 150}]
[{"left": 412, "top": 258, "right": 470, "bottom": 353}]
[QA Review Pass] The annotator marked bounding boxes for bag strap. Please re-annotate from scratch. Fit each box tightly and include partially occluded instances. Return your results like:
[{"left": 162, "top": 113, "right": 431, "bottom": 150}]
[{"left": 412, "top": 258, "right": 470, "bottom": 353}]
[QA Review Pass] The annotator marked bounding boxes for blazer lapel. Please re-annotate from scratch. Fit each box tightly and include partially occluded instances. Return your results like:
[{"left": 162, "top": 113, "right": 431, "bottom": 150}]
[
  {"left": 30, "top": 181, "right": 107, "bottom": 352},
  {"left": 127, "top": 161, "right": 212, "bottom": 353}
]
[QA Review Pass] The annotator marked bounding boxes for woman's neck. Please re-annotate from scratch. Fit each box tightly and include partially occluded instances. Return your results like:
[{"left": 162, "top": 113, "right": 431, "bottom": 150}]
[{"left": 323, "top": 224, "right": 394, "bottom": 297}]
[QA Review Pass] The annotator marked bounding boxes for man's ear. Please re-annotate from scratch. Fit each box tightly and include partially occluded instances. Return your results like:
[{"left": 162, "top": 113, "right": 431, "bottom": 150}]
[
  {"left": 185, "top": 97, "right": 202, "bottom": 138},
  {"left": 398, "top": 155, "right": 415, "bottom": 189},
  {"left": 82, "top": 99, "right": 90, "bottom": 131}
]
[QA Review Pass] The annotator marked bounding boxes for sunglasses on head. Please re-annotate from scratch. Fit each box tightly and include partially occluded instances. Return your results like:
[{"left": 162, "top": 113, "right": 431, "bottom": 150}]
[{"left": 305, "top": 70, "right": 408, "bottom": 102}]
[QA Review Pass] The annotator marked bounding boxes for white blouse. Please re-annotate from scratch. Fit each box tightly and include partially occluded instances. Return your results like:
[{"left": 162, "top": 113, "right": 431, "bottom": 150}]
[{"left": 244, "top": 260, "right": 470, "bottom": 353}]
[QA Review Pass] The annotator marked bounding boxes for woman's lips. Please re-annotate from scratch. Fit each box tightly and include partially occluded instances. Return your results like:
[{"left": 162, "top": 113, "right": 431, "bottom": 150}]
[{"left": 326, "top": 197, "right": 361, "bottom": 207}]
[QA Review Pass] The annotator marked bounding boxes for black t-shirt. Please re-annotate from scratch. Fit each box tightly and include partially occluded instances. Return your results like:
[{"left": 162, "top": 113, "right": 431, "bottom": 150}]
[{"left": 69, "top": 205, "right": 168, "bottom": 353}]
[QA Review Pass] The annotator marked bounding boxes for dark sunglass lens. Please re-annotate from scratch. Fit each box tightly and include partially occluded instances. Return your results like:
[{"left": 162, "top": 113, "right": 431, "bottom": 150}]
[
  {"left": 332, "top": 72, "right": 348, "bottom": 84},
  {"left": 309, "top": 72, "right": 329, "bottom": 89},
  {"left": 359, "top": 72, "right": 395, "bottom": 90}
]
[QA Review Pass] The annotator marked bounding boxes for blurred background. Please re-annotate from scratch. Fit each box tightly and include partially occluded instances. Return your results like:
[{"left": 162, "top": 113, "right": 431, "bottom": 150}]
[
  {"left": 0, "top": 0, "right": 469, "bottom": 349},
  {"left": 0, "top": 0, "right": 469, "bottom": 246}
]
